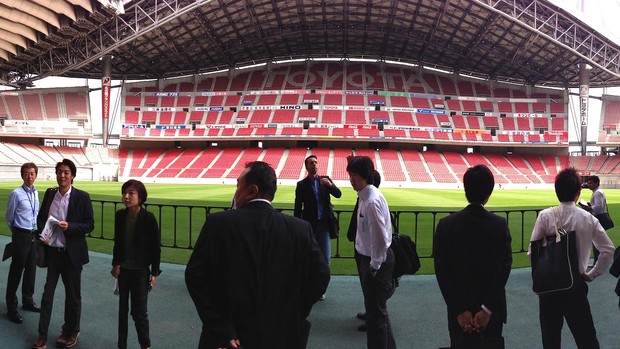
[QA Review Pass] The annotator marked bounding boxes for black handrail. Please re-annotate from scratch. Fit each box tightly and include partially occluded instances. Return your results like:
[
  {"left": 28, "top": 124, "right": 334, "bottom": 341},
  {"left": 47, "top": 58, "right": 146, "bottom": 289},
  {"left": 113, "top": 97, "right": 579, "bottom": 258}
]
[{"left": 92, "top": 200, "right": 539, "bottom": 259}]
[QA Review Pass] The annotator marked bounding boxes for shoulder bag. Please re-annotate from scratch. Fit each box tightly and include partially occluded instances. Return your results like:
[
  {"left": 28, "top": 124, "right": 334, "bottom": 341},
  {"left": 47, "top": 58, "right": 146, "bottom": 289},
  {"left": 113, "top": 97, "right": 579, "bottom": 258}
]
[
  {"left": 595, "top": 203, "right": 614, "bottom": 230},
  {"left": 530, "top": 206, "right": 580, "bottom": 295}
]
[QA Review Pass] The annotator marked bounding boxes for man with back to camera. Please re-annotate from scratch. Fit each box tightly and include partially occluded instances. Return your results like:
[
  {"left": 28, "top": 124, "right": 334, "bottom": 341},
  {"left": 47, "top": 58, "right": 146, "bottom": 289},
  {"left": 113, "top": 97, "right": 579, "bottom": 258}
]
[
  {"left": 186, "top": 161, "right": 330, "bottom": 349},
  {"left": 434, "top": 164, "right": 512, "bottom": 349},
  {"left": 294, "top": 155, "right": 341, "bottom": 281},
  {"left": 347, "top": 155, "right": 396, "bottom": 349},
  {"left": 529, "top": 167, "right": 614, "bottom": 349},
  {"left": 32, "top": 159, "right": 94, "bottom": 349},
  {"left": 5, "top": 162, "right": 40, "bottom": 324}
]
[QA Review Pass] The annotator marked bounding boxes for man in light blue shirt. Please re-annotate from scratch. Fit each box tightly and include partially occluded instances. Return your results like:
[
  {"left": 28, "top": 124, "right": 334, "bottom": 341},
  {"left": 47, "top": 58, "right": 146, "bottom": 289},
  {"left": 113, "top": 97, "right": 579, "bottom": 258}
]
[
  {"left": 5, "top": 162, "right": 40, "bottom": 324},
  {"left": 347, "top": 156, "right": 396, "bottom": 349}
]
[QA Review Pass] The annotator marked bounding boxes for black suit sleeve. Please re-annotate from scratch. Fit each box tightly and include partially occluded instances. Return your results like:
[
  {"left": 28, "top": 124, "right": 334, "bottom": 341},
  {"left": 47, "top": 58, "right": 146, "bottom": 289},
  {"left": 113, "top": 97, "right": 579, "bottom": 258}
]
[
  {"left": 65, "top": 189, "right": 94, "bottom": 237},
  {"left": 294, "top": 181, "right": 304, "bottom": 218},
  {"left": 482, "top": 217, "right": 512, "bottom": 314}
]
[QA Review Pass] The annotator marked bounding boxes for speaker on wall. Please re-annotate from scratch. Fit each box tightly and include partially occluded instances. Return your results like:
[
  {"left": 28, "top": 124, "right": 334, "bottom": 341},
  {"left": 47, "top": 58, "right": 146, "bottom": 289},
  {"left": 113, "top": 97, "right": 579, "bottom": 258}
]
[
  {"left": 378, "top": 122, "right": 384, "bottom": 131},
  {"left": 303, "top": 120, "right": 310, "bottom": 129}
]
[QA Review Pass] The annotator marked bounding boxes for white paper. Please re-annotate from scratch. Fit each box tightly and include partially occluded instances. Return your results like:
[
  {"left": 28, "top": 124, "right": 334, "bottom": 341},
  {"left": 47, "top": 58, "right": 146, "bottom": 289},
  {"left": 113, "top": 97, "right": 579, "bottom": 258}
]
[{"left": 40, "top": 215, "right": 60, "bottom": 246}]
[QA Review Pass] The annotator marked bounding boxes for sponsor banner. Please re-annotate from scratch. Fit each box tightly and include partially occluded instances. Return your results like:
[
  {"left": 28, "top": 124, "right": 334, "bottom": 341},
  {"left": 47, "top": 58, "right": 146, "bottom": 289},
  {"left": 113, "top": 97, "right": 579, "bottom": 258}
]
[
  {"left": 345, "top": 90, "right": 374, "bottom": 95},
  {"left": 236, "top": 118, "right": 246, "bottom": 122},
  {"left": 154, "top": 125, "right": 187, "bottom": 130},
  {"left": 122, "top": 124, "right": 147, "bottom": 129},
  {"left": 4, "top": 120, "right": 31, "bottom": 126},
  {"left": 298, "top": 117, "right": 317, "bottom": 122},
  {"left": 385, "top": 107, "right": 416, "bottom": 112},
  {"left": 317, "top": 105, "right": 343, "bottom": 110},
  {"left": 458, "top": 96, "right": 488, "bottom": 102},
  {"left": 154, "top": 92, "right": 179, "bottom": 97},
  {"left": 603, "top": 124, "right": 617, "bottom": 129},
  {"left": 462, "top": 112, "right": 485, "bottom": 116},
  {"left": 379, "top": 91, "right": 409, "bottom": 97},
  {"left": 102, "top": 76, "right": 111, "bottom": 120},
  {"left": 147, "top": 107, "right": 176, "bottom": 112},
  {"left": 281, "top": 124, "right": 301, "bottom": 128},
  {"left": 433, "top": 104, "right": 445, "bottom": 109},
  {"left": 509, "top": 98, "right": 537, "bottom": 103},
  {"left": 502, "top": 130, "right": 536, "bottom": 135},
  {"left": 195, "top": 106, "right": 225, "bottom": 111},
  {"left": 411, "top": 92, "right": 442, "bottom": 100},
  {"left": 345, "top": 106, "right": 373, "bottom": 111},
  {"left": 200, "top": 91, "right": 228, "bottom": 96},
  {"left": 303, "top": 99, "right": 319, "bottom": 104},
  {"left": 454, "top": 129, "right": 489, "bottom": 134},
  {"left": 0, "top": 91, "right": 19, "bottom": 96},
  {"left": 440, "top": 122, "right": 451, "bottom": 127},
  {"left": 369, "top": 100, "right": 385, "bottom": 105},
  {"left": 514, "top": 113, "right": 544, "bottom": 118},
  {"left": 545, "top": 130, "right": 568, "bottom": 136},
  {"left": 247, "top": 89, "right": 308, "bottom": 95},
  {"left": 315, "top": 90, "right": 344, "bottom": 95},
  {"left": 240, "top": 105, "right": 302, "bottom": 110},
  {"left": 417, "top": 108, "right": 446, "bottom": 115},
  {"left": 243, "top": 100, "right": 253, "bottom": 105},
  {"left": 371, "top": 118, "right": 389, "bottom": 123}
]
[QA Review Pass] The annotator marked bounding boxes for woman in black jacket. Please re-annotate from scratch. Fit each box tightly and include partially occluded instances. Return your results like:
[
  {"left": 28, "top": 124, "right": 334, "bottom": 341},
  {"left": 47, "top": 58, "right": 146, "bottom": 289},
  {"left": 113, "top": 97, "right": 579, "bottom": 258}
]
[{"left": 111, "top": 179, "right": 161, "bottom": 349}]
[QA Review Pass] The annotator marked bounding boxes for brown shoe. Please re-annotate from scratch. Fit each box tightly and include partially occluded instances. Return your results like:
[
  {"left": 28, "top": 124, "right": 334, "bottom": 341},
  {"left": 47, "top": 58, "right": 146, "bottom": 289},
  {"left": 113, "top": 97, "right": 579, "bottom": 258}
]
[
  {"left": 63, "top": 331, "right": 79, "bottom": 348},
  {"left": 55, "top": 334, "right": 67, "bottom": 348},
  {"left": 32, "top": 336, "right": 46, "bottom": 349}
]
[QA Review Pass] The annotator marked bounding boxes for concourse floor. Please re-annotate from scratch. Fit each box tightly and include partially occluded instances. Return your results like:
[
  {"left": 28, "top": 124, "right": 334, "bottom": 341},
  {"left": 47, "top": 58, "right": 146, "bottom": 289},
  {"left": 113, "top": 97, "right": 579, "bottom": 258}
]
[{"left": 1, "top": 235, "right": 620, "bottom": 349}]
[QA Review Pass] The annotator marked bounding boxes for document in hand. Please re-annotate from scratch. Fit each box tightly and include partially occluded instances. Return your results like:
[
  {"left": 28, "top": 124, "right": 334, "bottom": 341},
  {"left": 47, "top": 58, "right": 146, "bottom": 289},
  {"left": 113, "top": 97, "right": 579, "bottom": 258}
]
[{"left": 40, "top": 215, "right": 60, "bottom": 245}]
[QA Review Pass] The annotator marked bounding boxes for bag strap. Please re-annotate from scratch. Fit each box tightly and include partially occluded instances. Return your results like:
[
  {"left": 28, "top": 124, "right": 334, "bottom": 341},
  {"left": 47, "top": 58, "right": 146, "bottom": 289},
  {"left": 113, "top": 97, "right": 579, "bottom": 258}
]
[{"left": 552, "top": 206, "right": 565, "bottom": 243}]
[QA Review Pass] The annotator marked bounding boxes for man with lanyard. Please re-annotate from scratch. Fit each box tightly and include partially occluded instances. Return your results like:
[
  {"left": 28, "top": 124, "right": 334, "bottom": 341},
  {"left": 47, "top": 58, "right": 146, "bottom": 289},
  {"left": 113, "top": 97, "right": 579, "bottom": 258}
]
[{"left": 5, "top": 162, "right": 40, "bottom": 324}]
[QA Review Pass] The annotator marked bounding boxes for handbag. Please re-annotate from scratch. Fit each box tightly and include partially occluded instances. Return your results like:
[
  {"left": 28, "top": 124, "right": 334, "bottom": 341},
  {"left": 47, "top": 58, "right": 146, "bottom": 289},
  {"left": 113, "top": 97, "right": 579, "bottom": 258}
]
[
  {"left": 35, "top": 240, "right": 47, "bottom": 268},
  {"left": 391, "top": 232, "right": 421, "bottom": 279},
  {"left": 595, "top": 211, "right": 614, "bottom": 230},
  {"left": 530, "top": 207, "right": 579, "bottom": 295}
]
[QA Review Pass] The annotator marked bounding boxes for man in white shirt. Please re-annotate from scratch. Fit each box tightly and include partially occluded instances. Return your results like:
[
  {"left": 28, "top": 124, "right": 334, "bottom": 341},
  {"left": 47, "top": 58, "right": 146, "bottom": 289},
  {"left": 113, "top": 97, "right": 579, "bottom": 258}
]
[
  {"left": 347, "top": 156, "right": 395, "bottom": 349},
  {"left": 581, "top": 175, "right": 610, "bottom": 265},
  {"left": 529, "top": 168, "right": 614, "bottom": 349}
]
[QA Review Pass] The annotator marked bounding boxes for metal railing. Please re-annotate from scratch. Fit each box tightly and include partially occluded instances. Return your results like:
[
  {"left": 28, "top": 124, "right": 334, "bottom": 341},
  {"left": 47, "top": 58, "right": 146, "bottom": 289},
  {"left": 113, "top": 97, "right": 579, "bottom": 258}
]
[{"left": 91, "top": 200, "right": 540, "bottom": 258}]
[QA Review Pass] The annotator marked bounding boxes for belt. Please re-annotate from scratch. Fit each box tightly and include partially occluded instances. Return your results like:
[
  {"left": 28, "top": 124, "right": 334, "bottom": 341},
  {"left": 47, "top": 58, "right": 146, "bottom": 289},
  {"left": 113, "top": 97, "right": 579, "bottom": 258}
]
[{"left": 12, "top": 227, "right": 35, "bottom": 235}]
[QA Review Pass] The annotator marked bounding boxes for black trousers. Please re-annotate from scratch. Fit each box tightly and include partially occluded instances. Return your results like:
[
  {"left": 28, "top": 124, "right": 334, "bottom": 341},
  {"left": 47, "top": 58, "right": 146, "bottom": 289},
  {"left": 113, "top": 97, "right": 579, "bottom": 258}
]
[
  {"left": 5, "top": 229, "right": 37, "bottom": 312},
  {"left": 38, "top": 248, "right": 82, "bottom": 340},
  {"left": 359, "top": 250, "right": 396, "bottom": 349},
  {"left": 538, "top": 278, "right": 599, "bottom": 349},
  {"left": 118, "top": 267, "right": 151, "bottom": 349}
]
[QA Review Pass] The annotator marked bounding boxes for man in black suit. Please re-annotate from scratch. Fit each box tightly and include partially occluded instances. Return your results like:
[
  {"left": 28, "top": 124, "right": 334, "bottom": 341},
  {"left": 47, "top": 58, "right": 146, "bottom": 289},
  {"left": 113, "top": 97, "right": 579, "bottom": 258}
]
[
  {"left": 186, "top": 161, "right": 330, "bottom": 349},
  {"left": 294, "top": 155, "right": 341, "bottom": 268},
  {"left": 434, "top": 164, "right": 512, "bottom": 349},
  {"left": 32, "top": 159, "right": 94, "bottom": 349}
]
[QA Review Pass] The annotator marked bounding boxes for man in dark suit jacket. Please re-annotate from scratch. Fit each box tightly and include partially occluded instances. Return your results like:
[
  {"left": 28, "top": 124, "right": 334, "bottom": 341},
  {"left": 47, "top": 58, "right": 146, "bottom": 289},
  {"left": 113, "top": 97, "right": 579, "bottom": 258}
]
[
  {"left": 434, "top": 164, "right": 512, "bottom": 349},
  {"left": 294, "top": 154, "right": 341, "bottom": 266},
  {"left": 32, "top": 159, "right": 94, "bottom": 349},
  {"left": 186, "top": 161, "right": 330, "bottom": 349}
]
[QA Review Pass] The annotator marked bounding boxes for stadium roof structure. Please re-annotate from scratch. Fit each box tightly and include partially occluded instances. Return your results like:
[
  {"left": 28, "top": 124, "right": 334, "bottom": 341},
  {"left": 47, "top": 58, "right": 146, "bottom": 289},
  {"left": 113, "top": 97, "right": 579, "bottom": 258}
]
[{"left": 1, "top": 0, "right": 619, "bottom": 89}]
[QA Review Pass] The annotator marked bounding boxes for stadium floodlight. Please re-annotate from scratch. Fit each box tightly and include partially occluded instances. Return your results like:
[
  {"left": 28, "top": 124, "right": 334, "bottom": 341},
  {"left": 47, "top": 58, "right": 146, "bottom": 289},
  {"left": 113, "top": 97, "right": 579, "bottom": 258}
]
[
  {"left": 273, "top": 59, "right": 306, "bottom": 65},
  {"left": 237, "top": 63, "right": 267, "bottom": 70},
  {"left": 349, "top": 58, "right": 377, "bottom": 63},
  {"left": 385, "top": 60, "right": 419, "bottom": 68},
  {"left": 97, "top": 0, "right": 129, "bottom": 15}
]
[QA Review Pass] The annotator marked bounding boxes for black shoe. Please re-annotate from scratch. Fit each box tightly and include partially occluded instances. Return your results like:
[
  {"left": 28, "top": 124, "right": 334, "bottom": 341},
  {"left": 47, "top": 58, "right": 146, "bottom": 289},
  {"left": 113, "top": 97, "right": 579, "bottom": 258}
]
[
  {"left": 23, "top": 303, "right": 41, "bottom": 313},
  {"left": 356, "top": 312, "right": 366, "bottom": 320},
  {"left": 358, "top": 323, "right": 366, "bottom": 332},
  {"left": 8, "top": 311, "right": 23, "bottom": 324}
]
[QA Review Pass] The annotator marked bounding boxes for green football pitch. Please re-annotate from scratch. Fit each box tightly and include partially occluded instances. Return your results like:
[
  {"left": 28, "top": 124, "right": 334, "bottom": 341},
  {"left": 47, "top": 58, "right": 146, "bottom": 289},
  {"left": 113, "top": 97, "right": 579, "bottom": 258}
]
[{"left": 1, "top": 180, "right": 618, "bottom": 275}]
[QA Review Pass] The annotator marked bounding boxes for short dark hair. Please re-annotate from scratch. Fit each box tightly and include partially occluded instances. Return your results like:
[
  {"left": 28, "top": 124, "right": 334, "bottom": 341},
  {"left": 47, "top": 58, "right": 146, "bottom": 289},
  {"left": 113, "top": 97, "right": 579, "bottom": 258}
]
[
  {"left": 304, "top": 154, "right": 317, "bottom": 167},
  {"left": 346, "top": 156, "right": 375, "bottom": 182},
  {"left": 588, "top": 175, "right": 600, "bottom": 186},
  {"left": 56, "top": 159, "right": 76, "bottom": 182},
  {"left": 21, "top": 162, "right": 38, "bottom": 176},
  {"left": 555, "top": 167, "right": 582, "bottom": 202},
  {"left": 121, "top": 179, "right": 148, "bottom": 204},
  {"left": 244, "top": 161, "right": 277, "bottom": 201},
  {"left": 463, "top": 165, "right": 494, "bottom": 204}
]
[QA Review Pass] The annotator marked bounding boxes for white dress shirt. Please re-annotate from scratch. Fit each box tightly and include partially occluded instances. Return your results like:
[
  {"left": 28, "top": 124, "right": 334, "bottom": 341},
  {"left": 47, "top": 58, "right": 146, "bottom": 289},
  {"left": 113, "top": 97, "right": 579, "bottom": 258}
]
[
  {"left": 355, "top": 184, "right": 392, "bottom": 270},
  {"left": 529, "top": 201, "right": 614, "bottom": 279},
  {"left": 48, "top": 187, "right": 72, "bottom": 248},
  {"left": 589, "top": 187, "right": 607, "bottom": 216}
]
